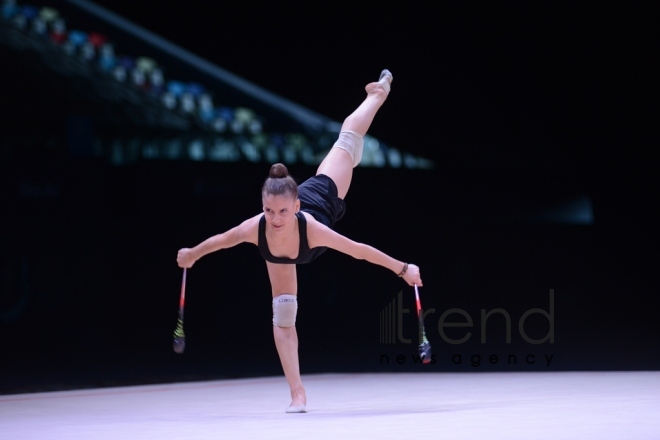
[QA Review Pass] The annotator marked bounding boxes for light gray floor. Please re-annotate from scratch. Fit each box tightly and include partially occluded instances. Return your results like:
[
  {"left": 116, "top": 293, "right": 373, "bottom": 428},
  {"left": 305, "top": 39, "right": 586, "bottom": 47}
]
[{"left": 1, "top": 371, "right": 659, "bottom": 439}]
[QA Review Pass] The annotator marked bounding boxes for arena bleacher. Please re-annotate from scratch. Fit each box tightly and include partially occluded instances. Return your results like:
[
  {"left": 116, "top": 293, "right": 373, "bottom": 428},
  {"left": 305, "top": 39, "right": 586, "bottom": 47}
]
[{"left": 1, "top": 0, "right": 434, "bottom": 169}]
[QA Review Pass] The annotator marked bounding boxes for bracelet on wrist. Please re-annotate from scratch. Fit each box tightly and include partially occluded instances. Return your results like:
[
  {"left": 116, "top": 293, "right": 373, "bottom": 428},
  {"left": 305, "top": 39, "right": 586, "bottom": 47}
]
[{"left": 397, "top": 262, "right": 408, "bottom": 277}]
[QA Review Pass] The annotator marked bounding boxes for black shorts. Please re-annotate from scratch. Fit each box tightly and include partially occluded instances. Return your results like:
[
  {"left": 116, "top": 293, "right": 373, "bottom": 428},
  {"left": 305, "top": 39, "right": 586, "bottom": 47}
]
[{"left": 298, "top": 174, "right": 346, "bottom": 228}]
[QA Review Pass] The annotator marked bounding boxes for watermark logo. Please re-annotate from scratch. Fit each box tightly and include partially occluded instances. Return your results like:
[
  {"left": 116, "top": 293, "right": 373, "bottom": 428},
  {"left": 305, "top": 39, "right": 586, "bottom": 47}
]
[
  {"left": 379, "top": 289, "right": 555, "bottom": 368},
  {"left": 379, "top": 288, "right": 411, "bottom": 344}
]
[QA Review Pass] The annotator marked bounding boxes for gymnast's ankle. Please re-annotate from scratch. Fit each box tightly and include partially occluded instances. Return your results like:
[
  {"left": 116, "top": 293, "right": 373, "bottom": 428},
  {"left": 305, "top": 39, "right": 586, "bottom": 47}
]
[{"left": 366, "top": 69, "right": 393, "bottom": 96}]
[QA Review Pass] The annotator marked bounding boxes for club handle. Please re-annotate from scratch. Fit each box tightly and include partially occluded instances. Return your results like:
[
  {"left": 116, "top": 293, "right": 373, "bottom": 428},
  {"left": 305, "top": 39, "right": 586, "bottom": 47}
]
[
  {"left": 414, "top": 284, "right": 422, "bottom": 317},
  {"left": 179, "top": 267, "right": 187, "bottom": 310}
]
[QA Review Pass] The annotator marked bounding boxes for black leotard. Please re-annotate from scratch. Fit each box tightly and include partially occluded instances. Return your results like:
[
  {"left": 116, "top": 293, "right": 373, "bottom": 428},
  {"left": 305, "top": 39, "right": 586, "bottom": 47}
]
[
  {"left": 257, "top": 174, "right": 346, "bottom": 264},
  {"left": 258, "top": 212, "right": 326, "bottom": 264}
]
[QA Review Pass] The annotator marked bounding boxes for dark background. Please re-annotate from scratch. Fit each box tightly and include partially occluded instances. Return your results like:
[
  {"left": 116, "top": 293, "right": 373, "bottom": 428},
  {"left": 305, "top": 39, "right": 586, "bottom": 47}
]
[{"left": 1, "top": 1, "right": 657, "bottom": 394}]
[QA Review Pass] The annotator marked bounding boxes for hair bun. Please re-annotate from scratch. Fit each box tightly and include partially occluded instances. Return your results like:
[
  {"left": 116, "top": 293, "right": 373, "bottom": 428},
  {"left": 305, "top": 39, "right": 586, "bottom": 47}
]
[{"left": 269, "top": 163, "right": 289, "bottom": 178}]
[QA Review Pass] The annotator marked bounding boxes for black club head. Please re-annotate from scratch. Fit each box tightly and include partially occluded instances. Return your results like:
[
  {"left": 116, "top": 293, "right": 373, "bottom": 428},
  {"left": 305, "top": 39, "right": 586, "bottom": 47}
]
[
  {"left": 418, "top": 341, "right": 432, "bottom": 364},
  {"left": 173, "top": 337, "right": 186, "bottom": 354}
]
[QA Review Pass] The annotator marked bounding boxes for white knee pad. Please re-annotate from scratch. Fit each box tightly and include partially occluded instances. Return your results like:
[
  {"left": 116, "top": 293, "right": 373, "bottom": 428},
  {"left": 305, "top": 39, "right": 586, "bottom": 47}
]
[
  {"left": 272, "top": 294, "right": 298, "bottom": 327},
  {"left": 332, "top": 130, "right": 364, "bottom": 167}
]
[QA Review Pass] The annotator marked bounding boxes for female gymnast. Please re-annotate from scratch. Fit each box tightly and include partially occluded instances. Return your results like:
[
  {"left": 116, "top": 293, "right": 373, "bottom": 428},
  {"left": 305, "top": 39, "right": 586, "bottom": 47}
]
[{"left": 177, "top": 69, "right": 423, "bottom": 413}]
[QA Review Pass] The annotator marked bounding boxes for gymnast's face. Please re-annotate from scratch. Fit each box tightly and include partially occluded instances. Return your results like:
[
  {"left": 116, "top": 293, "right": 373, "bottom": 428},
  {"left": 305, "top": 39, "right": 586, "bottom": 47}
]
[{"left": 262, "top": 193, "right": 300, "bottom": 232}]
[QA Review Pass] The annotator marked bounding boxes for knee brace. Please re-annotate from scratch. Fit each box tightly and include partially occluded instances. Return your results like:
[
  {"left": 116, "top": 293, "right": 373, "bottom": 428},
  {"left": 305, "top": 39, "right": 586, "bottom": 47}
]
[
  {"left": 332, "top": 130, "right": 364, "bottom": 167},
  {"left": 272, "top": 294, "right": 298, "bottom": 327}
]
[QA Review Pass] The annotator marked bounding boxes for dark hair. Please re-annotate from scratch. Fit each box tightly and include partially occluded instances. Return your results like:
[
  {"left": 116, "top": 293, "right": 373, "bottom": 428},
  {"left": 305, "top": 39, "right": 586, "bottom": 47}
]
[{"left": 262, "top": 163, "right": 298, "bottom": 199}]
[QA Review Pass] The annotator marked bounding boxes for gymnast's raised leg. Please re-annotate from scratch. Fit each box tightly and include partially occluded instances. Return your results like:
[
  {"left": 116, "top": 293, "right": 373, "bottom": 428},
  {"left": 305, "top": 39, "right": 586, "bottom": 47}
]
[{"left": 316, "top": 69, "right": 393, "bottom": 199}]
